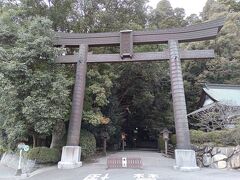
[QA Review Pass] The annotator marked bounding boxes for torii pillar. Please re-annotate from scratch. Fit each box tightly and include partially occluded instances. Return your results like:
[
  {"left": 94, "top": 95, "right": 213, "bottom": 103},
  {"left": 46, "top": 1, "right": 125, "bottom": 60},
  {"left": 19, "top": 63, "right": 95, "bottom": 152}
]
[
  {"left": 168, "top": 40, "right": 199, "bottom": 171},
  {"left": 58, "top": 44, "right": 88, "bottom": 169}
]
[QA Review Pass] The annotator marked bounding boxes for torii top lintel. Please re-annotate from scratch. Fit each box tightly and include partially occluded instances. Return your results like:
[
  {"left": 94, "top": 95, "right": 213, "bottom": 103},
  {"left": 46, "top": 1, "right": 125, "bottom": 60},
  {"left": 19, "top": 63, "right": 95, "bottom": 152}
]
[{"left": 54, "top": 18, "right": 224, "bottom": 47}]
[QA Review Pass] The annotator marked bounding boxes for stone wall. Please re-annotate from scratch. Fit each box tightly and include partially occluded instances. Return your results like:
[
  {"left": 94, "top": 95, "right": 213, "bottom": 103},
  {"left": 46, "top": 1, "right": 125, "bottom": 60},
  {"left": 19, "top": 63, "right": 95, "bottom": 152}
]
[{"left": 194, "top": 145, "right": 240, "bottom": 169}]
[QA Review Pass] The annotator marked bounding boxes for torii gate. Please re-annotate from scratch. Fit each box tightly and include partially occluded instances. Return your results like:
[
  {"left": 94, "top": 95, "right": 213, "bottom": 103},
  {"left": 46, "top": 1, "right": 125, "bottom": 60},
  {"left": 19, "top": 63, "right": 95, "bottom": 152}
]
[{"left": 56, "top": 18, "right": 224, "bottom": 170}]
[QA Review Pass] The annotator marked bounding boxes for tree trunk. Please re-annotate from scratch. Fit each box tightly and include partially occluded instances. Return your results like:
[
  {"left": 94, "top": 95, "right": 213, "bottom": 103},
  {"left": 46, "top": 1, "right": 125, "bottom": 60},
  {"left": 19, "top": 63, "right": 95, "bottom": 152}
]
[
  {"left": 168, "top": 40, "right": 191, "bottom": 149},
  {"left": 32, "top": 134, "right": 37, "bottom": 148},
  {"left": 103, "top": 138, "right": 107, "bottom": 156},
  {"left": 50, "top": 120, "right": 66, "bottom": 149},
  {"left": 40, "top": 137, "right": 47, "bottom": 147},
  {"left": 36, "top": 137, "right": 41, "bottom": 147},
  {"left": 67, "top": 44, "right": 88, "bottom": 146}
]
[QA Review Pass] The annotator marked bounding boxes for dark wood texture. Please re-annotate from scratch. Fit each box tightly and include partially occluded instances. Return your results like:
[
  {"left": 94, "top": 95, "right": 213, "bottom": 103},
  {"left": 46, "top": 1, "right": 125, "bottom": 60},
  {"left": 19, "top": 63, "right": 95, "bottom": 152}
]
[
  {"left": 67, "top": 44, "right": 88, "bottom": 146},
  {"left": 168, "top": 40, "right": 191, "bottom": 149},
  {"left": 54, "top": 18, "right": 224, "bottom": 46},
  {"left": 55, "top": 50, "right": 214, "bottom": 64}
]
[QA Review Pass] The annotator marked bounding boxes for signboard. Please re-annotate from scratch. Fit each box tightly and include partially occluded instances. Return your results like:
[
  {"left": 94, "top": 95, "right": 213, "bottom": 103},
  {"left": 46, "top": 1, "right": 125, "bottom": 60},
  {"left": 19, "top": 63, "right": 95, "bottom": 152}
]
[{"left": 17, "top": 143, "right": 29, "bottom": 152}]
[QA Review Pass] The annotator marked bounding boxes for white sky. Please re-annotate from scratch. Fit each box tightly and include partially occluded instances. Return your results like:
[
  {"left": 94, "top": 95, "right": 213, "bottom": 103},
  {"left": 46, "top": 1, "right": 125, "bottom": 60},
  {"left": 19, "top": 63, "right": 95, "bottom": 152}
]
[{"left": 148, "top": 0, "right": 208, "bottom": 16}]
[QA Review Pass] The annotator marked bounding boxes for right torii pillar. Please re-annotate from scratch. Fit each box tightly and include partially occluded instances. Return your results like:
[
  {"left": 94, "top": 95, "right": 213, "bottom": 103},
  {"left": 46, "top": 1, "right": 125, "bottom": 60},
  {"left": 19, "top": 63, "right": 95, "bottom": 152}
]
[{"left": 169, "top": 40, "right": 199, "bottom": 171}]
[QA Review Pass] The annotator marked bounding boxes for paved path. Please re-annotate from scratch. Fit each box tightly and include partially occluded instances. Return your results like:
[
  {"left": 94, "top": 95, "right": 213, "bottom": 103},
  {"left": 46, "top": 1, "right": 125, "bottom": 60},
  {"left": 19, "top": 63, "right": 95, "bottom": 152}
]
[
  {"left": 0, "top": 164, "right": 15, "bottom": 179},
  {"left": 1, "top": 151, "right": 240, "bottom": 180}
]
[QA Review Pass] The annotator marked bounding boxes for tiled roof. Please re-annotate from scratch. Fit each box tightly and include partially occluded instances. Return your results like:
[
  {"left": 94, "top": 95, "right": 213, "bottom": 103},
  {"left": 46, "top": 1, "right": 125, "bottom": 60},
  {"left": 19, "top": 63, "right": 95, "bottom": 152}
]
[{"left": 203, "top": 84, "right": 240, "bottom": 106}]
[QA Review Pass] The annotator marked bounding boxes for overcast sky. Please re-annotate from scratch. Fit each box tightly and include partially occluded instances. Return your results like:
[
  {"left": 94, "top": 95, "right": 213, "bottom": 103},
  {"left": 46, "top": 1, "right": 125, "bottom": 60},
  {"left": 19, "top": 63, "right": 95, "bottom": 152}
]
[{"left": 148, "top": 0, "right": 208, "bottom": 16}]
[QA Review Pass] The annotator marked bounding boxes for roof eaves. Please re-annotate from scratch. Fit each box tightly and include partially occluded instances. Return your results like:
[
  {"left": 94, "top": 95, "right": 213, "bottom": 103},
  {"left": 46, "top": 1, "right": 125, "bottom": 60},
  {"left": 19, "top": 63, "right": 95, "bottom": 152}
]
[
  {"left": 202, "top": 87, "right": 219, "bottom": 102},
  {"left": 205, "top": 83, "right": 240, "bottom": 90}
]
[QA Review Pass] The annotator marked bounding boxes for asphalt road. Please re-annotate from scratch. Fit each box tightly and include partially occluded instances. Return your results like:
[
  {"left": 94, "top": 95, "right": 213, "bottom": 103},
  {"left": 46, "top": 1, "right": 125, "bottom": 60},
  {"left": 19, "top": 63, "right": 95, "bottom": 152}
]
[{"left": 0, "top": 151, "right": 239, "bottom": 180}]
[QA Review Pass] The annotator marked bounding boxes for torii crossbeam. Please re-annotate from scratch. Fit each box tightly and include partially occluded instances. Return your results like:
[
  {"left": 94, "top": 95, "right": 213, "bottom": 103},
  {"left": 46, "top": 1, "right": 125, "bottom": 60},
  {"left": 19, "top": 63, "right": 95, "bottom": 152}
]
[{"left": 55, "top": 18, "right": 225, "bottom": 170}]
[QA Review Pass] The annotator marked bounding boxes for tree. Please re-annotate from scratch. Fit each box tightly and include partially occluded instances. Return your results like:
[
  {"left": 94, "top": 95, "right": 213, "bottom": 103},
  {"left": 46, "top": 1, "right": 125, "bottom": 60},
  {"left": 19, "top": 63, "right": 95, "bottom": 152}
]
[
  {"left": 149, "top": 0, "right": 187, "bottom": 29},
  {"left": 194, "top": 1, "right": 240, "bottom": 85},
  {"left": 190, "top": 103, "right": 240, "bottom": 131},
  {"left": 186, "top": 14, "right": 201, "bottom": 25},
  {"left": 219, "top": 0, "right": 240, "bottom": 12},
  {"left": 0, "top": 10, "right": 72, "bottom": 148},
  {"left": 184, "top": 0, "right": 240, "bottom": 115},
  {"left": 2, "top": 0, "right": 239, "bottom": 151}
]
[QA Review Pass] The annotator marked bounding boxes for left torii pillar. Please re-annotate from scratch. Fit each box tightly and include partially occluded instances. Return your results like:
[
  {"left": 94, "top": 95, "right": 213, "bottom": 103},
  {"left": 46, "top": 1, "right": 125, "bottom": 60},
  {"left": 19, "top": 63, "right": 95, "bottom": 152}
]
[{"left": 58, "top": 44, "right": 88, "bottom": 169}]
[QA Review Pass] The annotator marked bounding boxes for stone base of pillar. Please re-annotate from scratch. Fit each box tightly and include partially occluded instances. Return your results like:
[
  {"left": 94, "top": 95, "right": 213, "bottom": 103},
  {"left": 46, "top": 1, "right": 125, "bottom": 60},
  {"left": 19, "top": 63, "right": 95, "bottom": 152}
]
[
  {"left": 174, "top": 149, "right": 200, "bottom": 171},
  {"left": 58, "top": 146, "right": 82, "bottom": 169}
]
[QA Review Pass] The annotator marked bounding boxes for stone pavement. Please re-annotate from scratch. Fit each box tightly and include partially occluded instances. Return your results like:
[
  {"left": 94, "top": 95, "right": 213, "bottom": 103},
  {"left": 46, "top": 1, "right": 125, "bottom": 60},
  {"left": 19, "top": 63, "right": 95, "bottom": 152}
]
[{"left": 1, "top": 150, "right": 240, "bottom": 180}]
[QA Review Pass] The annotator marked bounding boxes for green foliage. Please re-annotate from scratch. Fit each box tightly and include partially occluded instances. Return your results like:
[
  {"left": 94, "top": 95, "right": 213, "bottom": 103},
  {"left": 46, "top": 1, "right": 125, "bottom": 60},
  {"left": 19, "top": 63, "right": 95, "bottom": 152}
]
[
  {"left": 190, "top": 130, "right": 239, "bottom": 146},
  {"left": 170, "top": 134, "right": 177, "bottom": 146},
  {"left": 190, "top": 130, "right": 206, "bottom": 144},
  {"left": 158, "top": 136, "right": 165, "bottom": 152},
  {"left": 172, "top": 129, "right": 240, "bottom": 147},
  {"left": 108, "top": 61, "right": 174, "bottom": 135},
  {"left": 83, "top": 65, "right": 117, "bottom": 126},
  {"left": 224, "top": 126, "right": 240, "bottom": 145},
  {"left": 80, "top": 129, "right": 96, "bottom": 160},
  {"left": 1, "top": 0, "right": 240, "bottom": 151},
  {"left": 0, "top": 145, "right": 7, "bottom": 156},
  {"left": 150, "top": 0, "right": 187, "bottom": 29},
  {"left": 0, "top": 11, "right": 72, "bottom": 148},
  {"left": 202, "top": 0, "right": 228, "bottom": 20},
  {"left": 27, "top": 147, "right": 60, "bottom": 164},
  {"left": 0, "top": 128, "right": 7, "bottom": 156},
  {"left": 224, "top": 0, "right": 240, "bottom": 12},
  {"left": 184, "top": 0, "right": 240, "bottom": 114}
]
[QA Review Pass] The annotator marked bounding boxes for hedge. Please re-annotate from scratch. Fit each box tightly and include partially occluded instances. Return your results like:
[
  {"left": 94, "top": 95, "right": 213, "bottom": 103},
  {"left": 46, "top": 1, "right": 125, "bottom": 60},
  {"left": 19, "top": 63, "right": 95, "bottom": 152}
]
[
  {"left": 27, "top": 147, "right": 60, "bottom": 164},
  {"left": 80, "top": 129, "right": 96, "bottom": 160},
  {"left": 168, "top": 129, "right": 240, "bottom": 147},
  {"left": 190, "top": 129, "right": 239, "bottom": 146}
]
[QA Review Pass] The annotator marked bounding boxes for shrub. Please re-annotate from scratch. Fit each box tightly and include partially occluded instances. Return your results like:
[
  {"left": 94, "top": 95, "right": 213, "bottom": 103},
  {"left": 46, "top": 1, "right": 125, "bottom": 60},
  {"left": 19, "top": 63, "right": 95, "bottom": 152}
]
[
  {"left": 0, "top": 136, "right": 7, "bottom": 157},
  {"left": 0, "top": 145, "right": 6, "bottom": 158},
  {"left": 190, "top": 130, "right": 206, "bottom": 144},
  {"left": 170, "top": 130, "right": 237, "bottom": 147},
  {"left": 207, "top": 131, "right": 226, "bottom": 145},
  {"left": 170, "top": 134, "right": 176, "bottom": 146},
  {"left": 27, "top": 147, "right": 60, "bottom": 164},
  {"left": 223, "top": 128, "right": 240, "bottom": 145},
  {"left": 80, "top": 129, "right": 96, "bottom": 160},
  {"left": 190, "top": 129, "right": 238, "bottom": 146},
  {"left": 158, "top": 136, "right": 165, "bottom": 152}
]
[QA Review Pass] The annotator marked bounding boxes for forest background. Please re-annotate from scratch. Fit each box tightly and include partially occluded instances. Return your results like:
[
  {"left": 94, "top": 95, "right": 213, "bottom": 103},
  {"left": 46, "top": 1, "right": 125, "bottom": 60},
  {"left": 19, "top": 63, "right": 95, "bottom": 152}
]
[{"left": 0, "top": 0, "right": 240, "bottom": 157}]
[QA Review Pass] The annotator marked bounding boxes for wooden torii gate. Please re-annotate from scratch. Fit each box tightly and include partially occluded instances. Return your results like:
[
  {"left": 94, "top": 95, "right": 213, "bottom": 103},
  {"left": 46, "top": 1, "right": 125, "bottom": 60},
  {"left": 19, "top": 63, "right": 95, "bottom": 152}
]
[{"left": 56, "top": 18, "right": 225, "bottom": 170}]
